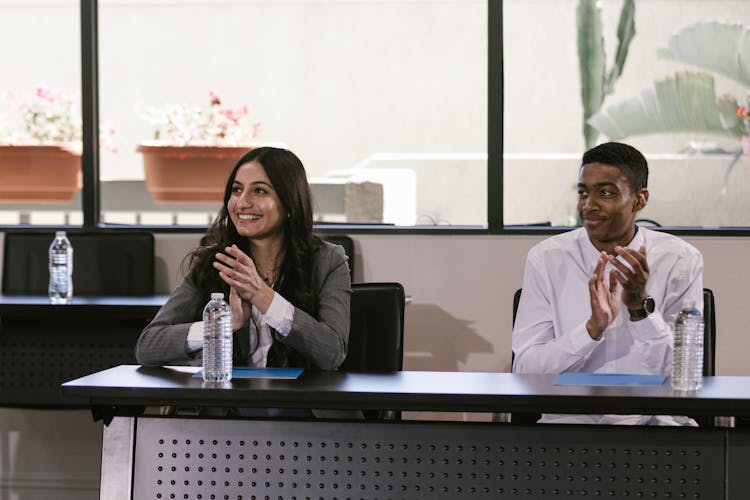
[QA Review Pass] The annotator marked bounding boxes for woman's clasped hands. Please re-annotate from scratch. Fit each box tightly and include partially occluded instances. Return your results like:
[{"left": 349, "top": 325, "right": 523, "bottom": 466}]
[{"left": 213, "top": 244, "right": 275, "bottom": 328}]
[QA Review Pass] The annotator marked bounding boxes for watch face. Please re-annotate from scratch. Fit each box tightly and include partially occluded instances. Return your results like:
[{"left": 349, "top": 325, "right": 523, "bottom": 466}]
[{"left": 643, "top": 296, "right": 656, "bottom": 314}]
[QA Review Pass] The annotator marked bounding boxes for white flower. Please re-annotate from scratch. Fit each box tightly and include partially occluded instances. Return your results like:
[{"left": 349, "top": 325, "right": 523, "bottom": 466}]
[{"left": 141, "top": 91, "right": 261, "bottom": 146}]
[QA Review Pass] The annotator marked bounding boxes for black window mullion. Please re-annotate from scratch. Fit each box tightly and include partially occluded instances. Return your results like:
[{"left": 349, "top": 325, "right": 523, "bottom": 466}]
[
  {"left": 488, "top": 0, "right": 503, "bottom": 230},
  {"left": 80, "top": 0, "right": 100, "bottom": 229}
]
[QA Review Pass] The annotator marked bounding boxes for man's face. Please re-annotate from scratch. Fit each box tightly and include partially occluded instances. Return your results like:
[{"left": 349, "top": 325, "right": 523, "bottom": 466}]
[{"left": 577, "top": 162, "right": 647, "bottom": 252}]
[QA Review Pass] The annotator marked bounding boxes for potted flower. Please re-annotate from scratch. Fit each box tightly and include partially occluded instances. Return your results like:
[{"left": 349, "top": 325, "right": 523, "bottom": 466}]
[
  {"left": 0, "top": 85, "right": 116, "bottom": 202},
  {"left": 737, "top": 99, "right": 750, "bottom": 162},
  {"left": 137, "top": 91, "right": 261, "bottom": 202}
]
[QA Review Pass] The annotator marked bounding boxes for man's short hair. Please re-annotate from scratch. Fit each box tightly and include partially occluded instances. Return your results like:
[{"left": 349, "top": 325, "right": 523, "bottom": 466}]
[{"left": 581, "top": 142, "right": 648, "bottom": 191}]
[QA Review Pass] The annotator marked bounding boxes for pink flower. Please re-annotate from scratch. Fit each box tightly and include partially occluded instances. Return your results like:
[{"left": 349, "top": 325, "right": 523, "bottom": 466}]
[
  {"left": 219, "top": 108, "right": 241, "bottom": 122},
  {"left": 35, "top": 84, "right": 63, "bottom": 103},
  {"left": 141, "top": 92, "right": 260, "bottom": 145}
]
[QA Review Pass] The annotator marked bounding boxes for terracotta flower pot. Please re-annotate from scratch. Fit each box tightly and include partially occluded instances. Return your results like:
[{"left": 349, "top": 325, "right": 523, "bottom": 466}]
[
  {"left": 138, "top": 144, "right": 253, "bottom": 203},
  {"left": 0, "top": 144, "right": 82, "bottom": 202}
]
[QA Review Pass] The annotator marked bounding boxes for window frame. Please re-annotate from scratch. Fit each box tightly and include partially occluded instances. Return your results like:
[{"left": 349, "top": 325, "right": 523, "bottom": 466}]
[{"left": 2, "top": 0, "right": 747, "bottom": 237}]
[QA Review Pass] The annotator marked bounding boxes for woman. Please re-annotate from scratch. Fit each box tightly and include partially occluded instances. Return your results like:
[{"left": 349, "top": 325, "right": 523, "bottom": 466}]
[{"left": 135, "top": 147, "right": 351, "bottom": 371}]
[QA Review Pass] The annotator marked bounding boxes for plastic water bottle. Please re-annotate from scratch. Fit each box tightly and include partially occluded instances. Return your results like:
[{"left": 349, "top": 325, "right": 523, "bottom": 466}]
[
  {"left": 48, "top": 231, "right": 73, "bottom": 304},
  {"left": 202, "top": 292, "right": 233, "bottom": 382},
  {"left": 671, "top": 300, "right": 704, "bottom": 391}
]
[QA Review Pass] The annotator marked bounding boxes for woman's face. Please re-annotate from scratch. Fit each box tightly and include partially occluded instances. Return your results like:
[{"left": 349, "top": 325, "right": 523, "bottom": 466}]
[{"left": 227, "top": 160, "right": 287, "bottom": 241}]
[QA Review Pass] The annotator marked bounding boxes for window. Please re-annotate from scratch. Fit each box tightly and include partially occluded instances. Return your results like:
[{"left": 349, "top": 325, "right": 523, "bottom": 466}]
[
  {"left": 503, "top": 0, "right": 750, "bottom": 229},
  {"left": 0, "top": 1, "right": 82, "bottom": 225},
  {"left": 98, "top": 0, "right": 488, "bottom": 227},
  {"left": 3, "top": 1, "right": 749, "bottom": 232}
]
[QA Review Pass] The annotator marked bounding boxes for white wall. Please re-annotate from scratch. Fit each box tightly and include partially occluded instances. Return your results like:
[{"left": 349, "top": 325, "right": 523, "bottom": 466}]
[{"left": 152, "top": 232, "right": 750, "bottom": 376}]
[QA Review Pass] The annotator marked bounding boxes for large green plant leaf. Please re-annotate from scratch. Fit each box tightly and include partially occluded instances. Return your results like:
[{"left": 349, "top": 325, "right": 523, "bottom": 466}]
[
  {"left": 588, "top": 72, "right": 744, "bottom": 139},
  {"left": 604, "top": 0, "right": 636, "bottom": 93},
  {"left": 577, "top": 0, "right": 605, "bottom": 148},
  {"left": 657, "top": 21, "right": 750, "bottom": 87}
]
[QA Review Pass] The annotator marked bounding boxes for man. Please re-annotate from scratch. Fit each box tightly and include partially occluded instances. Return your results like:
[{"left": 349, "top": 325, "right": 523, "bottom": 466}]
[{"left": 512, "top": 141, "right": 703, "bottom": 425}]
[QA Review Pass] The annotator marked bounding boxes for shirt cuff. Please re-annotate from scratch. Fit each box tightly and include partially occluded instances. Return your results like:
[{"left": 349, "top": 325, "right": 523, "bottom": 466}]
[
  {"left": 186, "top": 321, "right": 204, "bottom": 353},
  {"left": 568, "top": 322, "right": 602, "bottom": 353},
  {"left": 263, "top": 292, "right": 295, "bottom": 337},
  {"left": 629, "top": 313, "right": 670, "bottom": 341}
]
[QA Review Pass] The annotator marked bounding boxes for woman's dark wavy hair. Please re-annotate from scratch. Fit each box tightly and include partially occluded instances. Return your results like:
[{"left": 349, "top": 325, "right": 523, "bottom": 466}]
[{"left": 187, "top": 146, "right": 320, "bottom": 366}]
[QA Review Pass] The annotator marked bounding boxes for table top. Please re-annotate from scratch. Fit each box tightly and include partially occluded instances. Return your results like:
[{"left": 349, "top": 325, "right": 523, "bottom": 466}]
[
  {"left": 0, "top": 294, "right": 168, "bottom": 306},
  {"left": 0, "top": 294, "right": 167, "bottom": 321},
  {"left": 61, "top": 365, "right": 750, "bottom": 416}
]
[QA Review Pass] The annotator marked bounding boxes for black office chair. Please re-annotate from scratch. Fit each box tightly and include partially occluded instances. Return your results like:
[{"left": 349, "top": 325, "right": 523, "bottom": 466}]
[
  {"left": 342, "top": 282, "right": 405, "bottom": 373},
  {"left": 341, "top": 282, "right": 406, "bottom": 420},
  {"left": 694, "top": 288, "right": 716, "bottom": 427},
  {"left": 320, "top": 234, "right": 355, "bottom": 281},
  {"left": 510, "top": 287, "right": 718, "bottom": 425},
  {"left": 2, "top": 231, "right": 155, "bottom": 295},
  {"left": 702, "top": 288, "right": 716, "bottom": 377}
]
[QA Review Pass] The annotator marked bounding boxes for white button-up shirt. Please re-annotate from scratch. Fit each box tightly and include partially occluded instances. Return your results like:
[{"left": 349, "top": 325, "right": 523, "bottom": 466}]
[
  {"left": 512, "top": 227, "right": 704, "bottom": 425},
  {"left": 186, "top": 292, "right": 295, "bottom": 367}
]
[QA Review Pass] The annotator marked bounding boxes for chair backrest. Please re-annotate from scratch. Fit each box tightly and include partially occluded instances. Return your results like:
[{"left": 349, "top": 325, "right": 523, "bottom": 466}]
[
  {"left": 702, "top": 288, "right": 716, "bottom": 377},
  {"left": 512, "top": 287, "right": 717, "bottom": 377},
  {"left": 512, "top": 288, "right": 523, "bottom": 327},
  {"left": 320, "top": 234, "right": 355, "bottom": 281},
  {"left": 2, "top": 231, "right": 155, "bottom": 296},
  {"left": 340, "top": 282, "right": 405, "bottom": 372}
]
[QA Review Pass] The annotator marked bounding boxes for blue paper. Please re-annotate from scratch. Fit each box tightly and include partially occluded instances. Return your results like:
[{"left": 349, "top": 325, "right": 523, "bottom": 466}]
[
  {"left": 193, "top": 367, "right": 303, "bottom": 379},
  {"left": 555, "top": 373, "right": 666, "bottom": 387}
]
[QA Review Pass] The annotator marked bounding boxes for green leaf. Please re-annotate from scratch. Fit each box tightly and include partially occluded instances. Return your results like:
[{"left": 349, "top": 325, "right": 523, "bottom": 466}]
[
  {"left": 657, "top": 21, "right": 750, "bottom": 87},
  {"left": 577, "top": 0, "right": 606, "bottom": 148},
  {"left": 588, "top": 72, "right": 743, "bottom": 139},
  {"left": 604, "top": 0, "right": 636, "bottom": 93}
]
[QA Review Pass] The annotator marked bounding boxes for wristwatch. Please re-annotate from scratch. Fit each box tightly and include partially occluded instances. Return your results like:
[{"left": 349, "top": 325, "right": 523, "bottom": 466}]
[{"left": 628, "top": 296, "right": 655, "bottom": 319}]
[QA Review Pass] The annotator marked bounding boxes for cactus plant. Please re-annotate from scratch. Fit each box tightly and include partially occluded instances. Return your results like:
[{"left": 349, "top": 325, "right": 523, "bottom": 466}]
[{"left": 577, "top": 0, "right": 636, "bottom": 148}]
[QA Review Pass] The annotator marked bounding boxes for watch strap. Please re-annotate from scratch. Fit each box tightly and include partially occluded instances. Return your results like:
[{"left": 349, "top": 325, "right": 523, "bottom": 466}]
[
  {"left": 629, "top": 296, "right": 655, "bottom": 320},
  {"left": 628, "top": 308, "right": 648, "bottom": 319}
]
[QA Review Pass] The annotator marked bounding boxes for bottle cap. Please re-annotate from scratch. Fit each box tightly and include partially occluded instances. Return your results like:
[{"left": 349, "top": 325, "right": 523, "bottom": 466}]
[
  {"left": 55, "top": 231, "right": 66, "bottom": 238},
  {"left": 211, "top": 292, "right": 224, "bottom": 300},
  {"left": 681, "top": 300, "right": 697, "bottom": 311}
]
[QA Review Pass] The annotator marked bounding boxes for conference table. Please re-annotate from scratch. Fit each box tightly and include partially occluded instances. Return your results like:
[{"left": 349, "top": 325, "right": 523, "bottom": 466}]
[
  {"left": 0, "top": 295, "right": 166, "bottom": 406},
  {"left": 63, "top": 365, "right": 750, "bottom": 499}
]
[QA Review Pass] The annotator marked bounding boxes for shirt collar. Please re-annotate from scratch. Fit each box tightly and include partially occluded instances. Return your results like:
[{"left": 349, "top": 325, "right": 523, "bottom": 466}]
[{"left": 578, "top": 225, "right": 645, "bottom": 274}]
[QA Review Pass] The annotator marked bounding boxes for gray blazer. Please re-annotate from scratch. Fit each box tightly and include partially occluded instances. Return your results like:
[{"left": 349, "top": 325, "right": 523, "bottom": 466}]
[{"left": 135, "top": 241, "right": 351, "bottom": 370}]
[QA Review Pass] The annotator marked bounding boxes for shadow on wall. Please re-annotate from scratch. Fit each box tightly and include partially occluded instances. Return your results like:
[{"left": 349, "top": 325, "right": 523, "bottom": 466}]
[{"left": 403, "top": 303, "right": 493, "bottom": 371}]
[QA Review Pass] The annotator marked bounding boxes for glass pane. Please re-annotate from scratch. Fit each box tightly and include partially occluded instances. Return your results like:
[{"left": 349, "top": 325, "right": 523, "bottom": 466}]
[
  {"left": 99, "top": 0, "right": 488, "bottom": 227},
  {"left": 504, "top": 0, "right": 750, "bottom": 228},
  {"left": 0, "top": 1, "right": 82, "bottom": 225}
]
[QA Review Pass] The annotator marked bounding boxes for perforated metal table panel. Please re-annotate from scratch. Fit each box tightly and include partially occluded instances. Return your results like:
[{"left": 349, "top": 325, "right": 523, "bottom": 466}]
[
  {"left": 0, "top": 295, "right": 165, "bottom": 406},
  {"left": 126, "top": 417, "right": 729, "bottom": 500}
]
